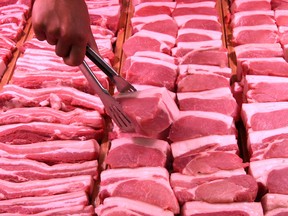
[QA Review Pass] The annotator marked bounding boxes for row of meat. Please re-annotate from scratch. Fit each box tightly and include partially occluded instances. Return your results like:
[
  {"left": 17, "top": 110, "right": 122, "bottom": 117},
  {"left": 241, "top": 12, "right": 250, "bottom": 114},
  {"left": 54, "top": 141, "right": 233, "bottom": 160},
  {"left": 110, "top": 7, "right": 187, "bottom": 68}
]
[
  {"left": 0, "top": 0, "right": 33, "bottom": 78},
  {"left": 0, "top": 0, "right": 122, "bottom": 215},
  {"left": 95, "top": 0, "right": 264, "bottom": 215},
  {"left": 230, "top": 0, "right": 288, "bottom": 215}
]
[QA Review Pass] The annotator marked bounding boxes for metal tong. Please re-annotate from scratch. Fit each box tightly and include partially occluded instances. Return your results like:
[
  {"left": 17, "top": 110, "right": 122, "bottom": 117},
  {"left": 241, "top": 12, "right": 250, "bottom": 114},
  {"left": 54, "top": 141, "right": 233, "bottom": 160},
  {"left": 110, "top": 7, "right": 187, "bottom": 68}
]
[{"left": 79, "top": 46, "right": 136, "bottom": 132}]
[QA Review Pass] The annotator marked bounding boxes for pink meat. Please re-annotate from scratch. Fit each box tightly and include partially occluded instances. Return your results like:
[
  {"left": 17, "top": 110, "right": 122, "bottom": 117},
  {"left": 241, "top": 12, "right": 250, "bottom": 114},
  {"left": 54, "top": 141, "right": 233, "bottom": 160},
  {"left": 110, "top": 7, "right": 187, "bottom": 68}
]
[
  {"left": 177, "top": 87, "right": 239, "bottom": 120},
  {"left": 105, "top": 137, "right": 171, "bottom": 168},
  {"left": 133, "top": 18, "right": 178, "bottom": 38},
  {"left": 182, "top": 201, "right": 263, "bottom": 216},
  {"left": 172, "top": 39, "right": 223, "bottom": 57},
  {"left": 95, "top": 197, "right": 174, "bottom": 216},
  {"left": 181, "top": 17, "right": 222, "bottom": 31},
  {"left": 177, "top": 64, "right": 231, "bottom": 92},
  {"left": 0, "top": 191, "right": 90, "bottom": 214},
  {"left": 232, "top": 25, "right": 279, "bottom": 45},
  {"left": 234, "top": 43, "right": 283, "bottom": 58},
  {"left": 267, "top": 167, "right": 288, "bottom": 194},
  {"left": 99, "top": 167, "right": 180, "bottom": 214},
  {"left": 249, "top": 158, "right": 288, "bottom": 194},
  {"left": 0, "top": 157, "right": 98, "bottom": 182},
  {"left": 132, "top": 51, "right": 177, "bottom": 64},
  {"left": 242, "top": 102, "right": 288, "bottom": 131},
  {"left": 0, "top": 139, "right": 99, "bottom": 164},
  {"left": 11, "top": 70, "right": 109, "bottom": 93},
  {"left": 239, "top": 57, "right": 288, "bottom": 78},
  {"left": 230, "top": 0, "right": 271, "bottom": 13},
  {"left": 172, "top": 2, "right": 218, "bottom": 17},
  {"left": 172, "top": 173, "right": 257, "bottom": 203},
  {"left": 230, "top": 10, "right": 275, "bottom": 27},
  {"left": 115, "top": 87, "right": 179, "bottom": 137},
  {"left": 133, "top": 2, "right": 176, "bottom": 16},
  {"left": 179, "top": 48, "right": 228, "bottom": 67},
  {"left": 275, "top": 9, "right": 288, "bottom": 26},
  {"left": 243, "top": 75, "right": 288, "bottom": 103},
  {"left": 33, "top": 205, "right": 94, "bottom": 216},
  {"left": 182, "top": 151, "right": 247, "bottom": 175},
  {"left": 122, "top": 56, "right": 178, "bottom": 91},
  {"left": 0, "top": 122, "right": 103, "bottom": 144},
  {"left": 261, "top": 193, "right": 288, "bottom": 214},
  {"left": 0, "top": 84, "right": 104, "bottom": 113},
  {"left": 123, "top": 30, "right": 171, "bottom": 57},
  {"left": 0, "top": 175, "right": 94, "bottom": 200},
  {"left": 176, "top": 28, "right": 222, "bottom": 43},
  {"left": 171, "top": 135, "right": 239, "bottom": 159},
  {"left": 248, "top": 128, "right": 288, "bottom": 161},
  {"left": 0, "top": 107, "right": 103, "bottom": 129},
  {"left": 169, "top": 111, "right": 236, "bottom": 142}
]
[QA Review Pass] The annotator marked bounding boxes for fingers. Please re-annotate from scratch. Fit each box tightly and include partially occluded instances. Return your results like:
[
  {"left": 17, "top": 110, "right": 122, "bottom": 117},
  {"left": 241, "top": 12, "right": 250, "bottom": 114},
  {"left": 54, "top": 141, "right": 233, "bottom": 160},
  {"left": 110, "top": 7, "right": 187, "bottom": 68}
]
[{"left": 62, "top": 41, "right": 86, "bottom": 66}]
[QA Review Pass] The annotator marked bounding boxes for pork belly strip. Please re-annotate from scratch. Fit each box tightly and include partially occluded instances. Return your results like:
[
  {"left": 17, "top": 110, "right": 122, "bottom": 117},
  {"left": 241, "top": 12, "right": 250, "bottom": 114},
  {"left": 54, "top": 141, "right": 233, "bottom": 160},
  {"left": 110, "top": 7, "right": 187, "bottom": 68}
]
[
  {"left": 95, "top": 197, "right": 174, "bottom": 216},
  {"left": 0, "top": 122, "right": 103, "bottom": 144},
  {"left": 99, "top": 167, "right": 180, "bottom": 214},
  {"left": 0, "top": 107, "right": 104, "bottom": 129},
  {"left": 0, "top": 84, "right": 104, "bottom": 113},
  {"left": 0, "top": 157, "right": 98, "bottom": 182},
  {"left": 0, "top": 139, "right": 99, "bottom": 164},
  {"left": 171, "top": 171, "right": 257, "bottom": 204},
  {"left": 10, "top": 70, "right": 109, "bottom": 93},
  {"left": 105, "top": 136, "right": 171, "bottom": 168},
  {"left": 182, "top": 201, "right": 263, "bottom": 216},
  {"left": 0, "top": 175, "right": 94, "bottom": 200},
  {"left": 0, "top": 191, "right": 89, "bottom": 214}
]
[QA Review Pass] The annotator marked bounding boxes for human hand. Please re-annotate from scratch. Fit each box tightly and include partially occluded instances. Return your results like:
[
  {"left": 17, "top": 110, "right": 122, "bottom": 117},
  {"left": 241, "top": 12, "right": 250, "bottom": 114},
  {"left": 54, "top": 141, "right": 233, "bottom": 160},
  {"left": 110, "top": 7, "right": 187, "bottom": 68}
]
[{"left": 32, "top": 0, "right": 98, "bottom": 66}]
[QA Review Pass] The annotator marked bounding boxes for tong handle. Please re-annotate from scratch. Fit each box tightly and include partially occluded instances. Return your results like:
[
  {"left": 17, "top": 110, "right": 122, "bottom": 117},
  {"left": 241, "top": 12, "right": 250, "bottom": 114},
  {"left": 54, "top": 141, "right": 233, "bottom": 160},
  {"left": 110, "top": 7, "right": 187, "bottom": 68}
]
[{"left": 86, "top": 45, "right": 118, "bottom": 80}]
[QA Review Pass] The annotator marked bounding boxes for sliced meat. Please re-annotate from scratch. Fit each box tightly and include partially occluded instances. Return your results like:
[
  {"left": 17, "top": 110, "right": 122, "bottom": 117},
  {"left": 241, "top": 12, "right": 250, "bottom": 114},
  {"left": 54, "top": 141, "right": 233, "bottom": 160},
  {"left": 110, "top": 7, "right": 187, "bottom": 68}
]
[
  {"left": 169, "top": 110, "right": 236, "bottom": 142},
  {"left": 0, "top": 139, "right": 99, "bottom": 164},
  {"left": 105, "top": 137, "right": 171, "bottom": 168},
  {"left": 95, "top": 197, "right": 174, "bottom": 216},
  {"left": 99, "top": 167, "right": 180, "bottom": 214}
]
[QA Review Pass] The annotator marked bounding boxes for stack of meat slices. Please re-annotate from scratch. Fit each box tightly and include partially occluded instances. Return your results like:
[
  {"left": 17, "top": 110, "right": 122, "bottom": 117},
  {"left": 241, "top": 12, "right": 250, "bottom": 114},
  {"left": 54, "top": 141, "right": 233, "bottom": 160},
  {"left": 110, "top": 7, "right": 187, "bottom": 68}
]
[
  {"left": 0, "top": 0, "right": 123, "bottom": 214},
  {"left": 0, "top": 0, "right": 32, "bottom": 78},
  {"left": 229, "top": 0, "right": 288, "bottom": 214}
]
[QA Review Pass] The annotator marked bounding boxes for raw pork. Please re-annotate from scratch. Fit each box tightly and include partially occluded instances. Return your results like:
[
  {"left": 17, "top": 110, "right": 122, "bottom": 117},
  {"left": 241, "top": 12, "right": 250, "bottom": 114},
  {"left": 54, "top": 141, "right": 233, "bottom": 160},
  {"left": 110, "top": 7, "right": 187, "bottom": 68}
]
[
  {"left": 0, "top": 122, "right": 103, "bottom": 144},
  {"left": 181, "top": 201, "right": 263, "bottom": 216},
  {"left": 105, "top": 137, "right": 171, "bottom": 168},
  {"left": 230, "top": 10, "right": 275, "bottom": 27},
  {"left": 99, "top": 167, "right": 180, "bottom": 214},
  {"left": 0, "top": 139, "right": 99, "bottom": 164},
  {"left": 133, "top": 2, "right": 176, "bottom": 16},
  {"left": 0, "top": 191, "right": 90, "bottom": 214},
  {"left": 115, "top": 87, "right": 179, "bottom": 137},
  {"left": 177, "top": 87, "right": 239, "bottom": 119},
  {"left": 177, "top": 64, "right": 231, "bottom": 92},
  {"left": 168, "top": 110, "right": 236, "bottom": 142},
  {"left": 0, "top": 175, "right": 94, "bottom": 200},
  {"left": 234, "top": 43, "right": 283, "bottom": 58},
  {"left": 232, "top": 25, "right": 279, "bottom": 45},
  {"left": 262, "top": 193, "right": 288, "bottom": 215},
  {"left": 230, "top": 0, "right": 272, "bottom": 13},
  {"left": 171, "top": 171, "right": 257, "bottom": 204},
  {"left": 95, "top": 197, "right": 174, "bottom": 216},
  {"left": 249, "top": 158, "right": 288, "bottom": 195},
  {"left": 179, "top": 47, "right": 228, "bottom": 67},
  {"left": 122, "top": 55, "right": 178, "bottom": 91}
]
